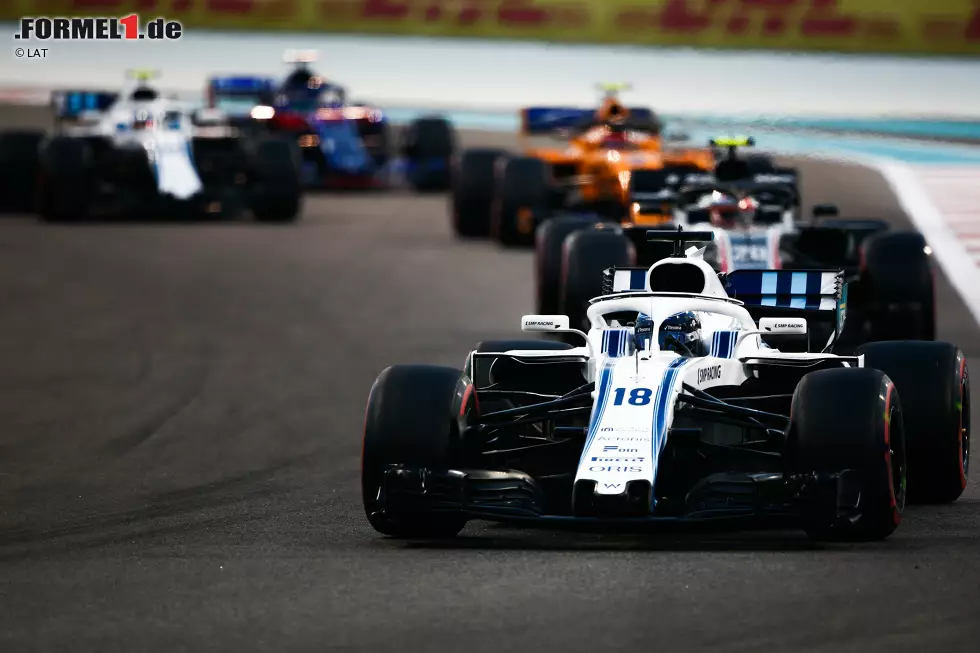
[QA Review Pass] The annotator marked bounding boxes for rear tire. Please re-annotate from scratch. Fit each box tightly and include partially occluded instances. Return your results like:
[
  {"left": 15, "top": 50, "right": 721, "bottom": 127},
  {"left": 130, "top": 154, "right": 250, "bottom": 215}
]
[
  {"left": 362, "top": 365, "right": 472, "bottom": 538},
  {"left": 559, "top": 229, "right": 635, "bottom": 331},
  {"left": 859, "top": 341, "right": 969, "bottom": 503},
  {"left": 859, "top": 231, "right": 934, "bottom": 341},
  {"left": 0, "top": 130, "right": 44, "bottom": 213},
  {"left": 493, "top": 156, "right": 550, "bottom": 247},
  {"left": 403, "top": 117, "right": 455, "bottom": 192},
  {"left": 789, "top": 368, "right": 907, "bottom": 541},
  {"left": 535, "top": 215, "right": 596, "bottom": 314},
  {"left": 450, "top": 148, "right": 507, "bottom": 238},
  {"left": 37, "top": 136, "right": 94, "bottom": 222},
  {"left": 250, "top": 137, "right": 302, "bottom": 222}
]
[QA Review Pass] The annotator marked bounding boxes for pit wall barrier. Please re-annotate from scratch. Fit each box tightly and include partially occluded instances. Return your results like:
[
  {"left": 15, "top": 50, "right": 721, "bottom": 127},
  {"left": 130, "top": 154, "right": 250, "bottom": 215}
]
[{"left": 2, "top": 0, "right": 979, "bottom": 57}]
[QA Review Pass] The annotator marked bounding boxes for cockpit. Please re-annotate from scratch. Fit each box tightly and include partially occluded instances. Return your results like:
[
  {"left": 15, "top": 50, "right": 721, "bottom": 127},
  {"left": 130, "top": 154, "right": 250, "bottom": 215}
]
[
  {"left": 278, "top": 67, "right": 345, "bottom": 112},
  {"left": 129, "top": 86, "right": 159, "bottom": 102},
  {"left": 121, "top": 108, "right": 183, "bottom": 132},
  {"left": 599, "top": 129, "right": 638, "bottom": 150}
]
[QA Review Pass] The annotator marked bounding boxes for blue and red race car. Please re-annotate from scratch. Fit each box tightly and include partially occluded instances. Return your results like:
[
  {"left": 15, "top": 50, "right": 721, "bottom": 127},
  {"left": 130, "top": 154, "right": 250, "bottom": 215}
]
[{"left": 205, "top": 50, "right": 454, "bottom": 191}]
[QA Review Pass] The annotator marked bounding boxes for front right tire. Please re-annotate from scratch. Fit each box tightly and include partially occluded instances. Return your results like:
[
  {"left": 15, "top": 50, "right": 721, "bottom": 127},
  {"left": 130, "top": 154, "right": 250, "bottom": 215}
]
[{"left": 789, "top": 367, "right": 907, "bottom": 541}]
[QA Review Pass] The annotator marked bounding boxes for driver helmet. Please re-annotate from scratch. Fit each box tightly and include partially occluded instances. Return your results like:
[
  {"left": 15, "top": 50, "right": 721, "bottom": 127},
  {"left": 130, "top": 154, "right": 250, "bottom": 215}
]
[
  {"left": 701, "top": 191, "right": 757, "bottom": 229},
  {"left": 633, "top": 312, "right": 707, "bottom": 357},
  {"left": 596, "top": 97, "right": 629, "bottom": 124},
  {"left": 132, "top": 109, "right": 152, "bottom": 130}
]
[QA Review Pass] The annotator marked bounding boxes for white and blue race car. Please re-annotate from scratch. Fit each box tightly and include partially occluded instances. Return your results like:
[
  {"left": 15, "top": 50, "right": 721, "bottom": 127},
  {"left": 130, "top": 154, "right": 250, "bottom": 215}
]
[
  {"left": 362, "top": 230, "right": 969, "bottom": 541},
  {"left": 539, "top": 165, "right": 935, "bottom": 344},
  {"left": 20, "top": 71, "right": 302, "bottom": 221}
]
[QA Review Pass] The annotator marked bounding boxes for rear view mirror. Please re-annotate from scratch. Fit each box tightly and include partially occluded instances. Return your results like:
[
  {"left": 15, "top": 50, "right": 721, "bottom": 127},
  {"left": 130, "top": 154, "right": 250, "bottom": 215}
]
[
  {"left": 522, "top": 315, "right": 570, "bottom": 332},
  {"left": 759, "top": 317, "right": 807, "bottom": 334}
]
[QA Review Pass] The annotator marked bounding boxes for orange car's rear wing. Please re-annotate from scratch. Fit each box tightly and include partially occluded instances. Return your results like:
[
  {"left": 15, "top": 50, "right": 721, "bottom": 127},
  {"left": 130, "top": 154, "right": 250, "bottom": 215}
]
[{"left": 520, "top": 107, "right": 593, "bottom": 136}]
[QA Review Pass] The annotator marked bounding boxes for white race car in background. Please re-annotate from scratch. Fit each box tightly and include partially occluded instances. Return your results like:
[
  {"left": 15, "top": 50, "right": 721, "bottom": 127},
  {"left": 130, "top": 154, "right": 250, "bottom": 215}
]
[
  {"left": 362, "top": 230, "right": 970, "bottom": 541},
  {"left": 3, "top": 70, "right": 303, "bottom": 221},
  {"left": 667, "top": 170, "right": 800, "bottom": 271}
]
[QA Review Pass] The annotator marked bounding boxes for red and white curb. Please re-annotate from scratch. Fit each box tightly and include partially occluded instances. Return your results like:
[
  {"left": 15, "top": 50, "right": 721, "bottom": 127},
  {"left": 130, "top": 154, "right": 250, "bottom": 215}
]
[{"left": 914, "top": 167, "right": 980, "bottom": 260}]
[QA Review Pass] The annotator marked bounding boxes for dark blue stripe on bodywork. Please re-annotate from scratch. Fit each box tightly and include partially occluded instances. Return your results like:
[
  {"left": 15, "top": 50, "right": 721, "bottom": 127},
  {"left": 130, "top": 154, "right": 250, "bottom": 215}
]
[
  {"left": 578, "top": 360, "right": 615, "bottom": 468},
  {"left": 650, "top": 357, "right": 693, "bottom": 510}
]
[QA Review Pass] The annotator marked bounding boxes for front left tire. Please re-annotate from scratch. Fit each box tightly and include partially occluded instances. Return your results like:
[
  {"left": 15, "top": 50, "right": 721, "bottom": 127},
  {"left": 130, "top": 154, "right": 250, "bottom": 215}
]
[{"left": 362, "top": 365, "right": 472, "bottom": 538}]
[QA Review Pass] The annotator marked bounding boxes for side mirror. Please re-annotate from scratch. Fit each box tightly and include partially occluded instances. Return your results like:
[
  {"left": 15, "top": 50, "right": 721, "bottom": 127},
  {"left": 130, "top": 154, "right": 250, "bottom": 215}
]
[
  {"left": 759, "top": 317, "right": 807, "bottom": 334},
  {"left": 521, "top": 315, "right": 570, "bottom": 332},
  {"left": 812, "top": 203, "right": 839, "bottom": 219}
]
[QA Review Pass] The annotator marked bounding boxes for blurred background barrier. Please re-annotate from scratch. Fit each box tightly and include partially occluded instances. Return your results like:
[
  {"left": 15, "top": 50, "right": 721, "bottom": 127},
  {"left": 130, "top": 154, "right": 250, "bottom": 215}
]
[{"left": 2, "top": 0, "right": 978, "bottom": 57}]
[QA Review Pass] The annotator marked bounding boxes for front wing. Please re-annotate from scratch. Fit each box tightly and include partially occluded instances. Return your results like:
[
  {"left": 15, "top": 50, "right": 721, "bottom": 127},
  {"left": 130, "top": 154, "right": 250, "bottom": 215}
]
[{"left": 378, "top": 464, "right": 863, "bottom": 532}]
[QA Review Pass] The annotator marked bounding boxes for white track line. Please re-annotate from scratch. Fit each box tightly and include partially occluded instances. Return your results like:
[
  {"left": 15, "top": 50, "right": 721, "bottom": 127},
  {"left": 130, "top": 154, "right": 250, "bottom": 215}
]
[{"left": 876, "top": 161, "right": 980, "bottom": 328}]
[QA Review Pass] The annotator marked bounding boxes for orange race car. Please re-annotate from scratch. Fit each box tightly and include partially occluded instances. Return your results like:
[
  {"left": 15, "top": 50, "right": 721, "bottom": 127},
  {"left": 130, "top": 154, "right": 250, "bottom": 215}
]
[{"left": 449, "top": 84, "right": 718, "bottom": 246}]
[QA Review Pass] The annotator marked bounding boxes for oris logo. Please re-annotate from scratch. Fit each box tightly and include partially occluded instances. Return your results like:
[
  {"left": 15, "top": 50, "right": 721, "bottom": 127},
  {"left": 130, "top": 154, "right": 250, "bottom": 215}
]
[{"left": 697, "top": 365, "right": 722, "bottom": 384}]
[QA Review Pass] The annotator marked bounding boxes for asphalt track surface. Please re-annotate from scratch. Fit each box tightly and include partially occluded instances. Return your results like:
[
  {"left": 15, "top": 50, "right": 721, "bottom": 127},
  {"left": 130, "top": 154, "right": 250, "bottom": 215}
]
[{"left": 1, "top": 103, "right": 978, "bottom": 652}]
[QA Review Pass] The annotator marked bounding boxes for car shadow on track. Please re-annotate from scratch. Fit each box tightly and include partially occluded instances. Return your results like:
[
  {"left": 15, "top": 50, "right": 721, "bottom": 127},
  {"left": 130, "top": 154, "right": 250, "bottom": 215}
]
[
  {"left": 391, "top": 531, "right": 836, "bottom": 553},
  {"left": 382, "top": 501, "right": 980, "bottom": 553}
]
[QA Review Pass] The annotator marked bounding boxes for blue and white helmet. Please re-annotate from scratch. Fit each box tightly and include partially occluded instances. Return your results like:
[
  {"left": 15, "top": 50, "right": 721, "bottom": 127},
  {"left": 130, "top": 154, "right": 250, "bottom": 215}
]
[{"left": 634, "top": 311, "right": 707, "bottom": 357}]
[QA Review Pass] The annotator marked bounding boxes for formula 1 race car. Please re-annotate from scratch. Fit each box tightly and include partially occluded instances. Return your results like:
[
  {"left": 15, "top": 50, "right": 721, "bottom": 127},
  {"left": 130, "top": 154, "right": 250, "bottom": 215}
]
[
  {"left": 536, "top": 158, "right": 934, "bottom": 344},
  {"left": 362, "top": 231, "right": 970, "bottom": 541},
  {"left": 449, "top": 84, "right": 717, "bottom": 246},
  {"left": 205, "top": 50, "right": 454, "bottom": 191},
  {"left": 24, "top": 71, "right": 302, "bottom": 221}
]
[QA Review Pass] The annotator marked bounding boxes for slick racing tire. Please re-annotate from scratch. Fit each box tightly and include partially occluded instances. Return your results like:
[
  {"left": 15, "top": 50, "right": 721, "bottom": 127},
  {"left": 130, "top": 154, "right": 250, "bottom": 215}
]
[
  {"left": 36, "top": 136, "right": 94, "bottom": 222},
  {"left": 250, "top": 137, "right": 302, "bottom": 222},
  {"left": 559, "top": 229, "right": 636, "bottom": 332},
  {"left": 493, "top": 156, "right": 550, "bottom": 248},
  {"left": 789, "top": 367, "right": 907, "bottom": 541},
  {"left": 362, "top": 365, "right": 472, "bottom": 538},
  {"left": 450, "top": 148, "right": 508, "bottom": 238},
  {"left": 535, "top": 215, "right": 596, "bottom": 315},
  {"left": 859, "top": 341, "right": 970, "bottom": 504},
  {"left": 355, "top": 116, "right": 391, "bottom": 168},
  {"left": 0, "top": 129, "right": 44, "bottom": 213},
  {"left": 858, "top": 231, "right": 935, "bottom": 341},
  {"left": 403, "top": 117, "right": 455, "bottom": 192}
]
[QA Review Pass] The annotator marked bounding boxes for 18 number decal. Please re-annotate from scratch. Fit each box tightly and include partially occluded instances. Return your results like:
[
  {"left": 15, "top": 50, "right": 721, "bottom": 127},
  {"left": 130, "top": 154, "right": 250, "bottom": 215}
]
[{"left": 612, "top": 387, "right": 653, "bottom": 406}]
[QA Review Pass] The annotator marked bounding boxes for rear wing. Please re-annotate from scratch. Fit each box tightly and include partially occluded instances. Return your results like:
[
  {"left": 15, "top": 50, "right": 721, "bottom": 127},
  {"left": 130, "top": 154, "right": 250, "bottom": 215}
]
[
  {"left": 602, "top": 266, "right": 848, "bottom": 344},
  {"left": 722, "top": 269, "right": 841, "bottom": 311},
  {"left": 723, "top": 268, "right": 848, "bottom": 350},
  {"left": 676, "top": 169, "right": 801, "bottom": 207},
  {"left": 206, "top": 76, "right": 276, "bottom": 113},
  {"left": 50, "top": 90, "right": 117, "bottom": 120},
  {"left": 520, "top": 106, "right": 658, "bottom": 135}
]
